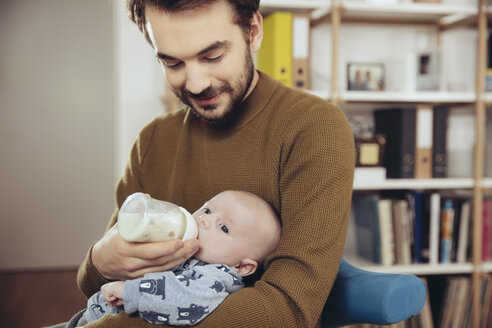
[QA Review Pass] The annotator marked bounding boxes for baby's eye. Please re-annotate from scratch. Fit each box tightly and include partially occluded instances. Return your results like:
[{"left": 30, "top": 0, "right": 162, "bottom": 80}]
[
  {"left": 219, "top": 224, "right": 229, "bottom": 234},
  {"left": 203, "top": 208, "right": 211, "bottom": 214}
]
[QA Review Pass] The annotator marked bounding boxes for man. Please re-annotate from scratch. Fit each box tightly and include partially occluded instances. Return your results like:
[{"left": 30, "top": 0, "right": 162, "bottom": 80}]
[{"left": 77, "top": 0, "right": 355, "bottom": 327}]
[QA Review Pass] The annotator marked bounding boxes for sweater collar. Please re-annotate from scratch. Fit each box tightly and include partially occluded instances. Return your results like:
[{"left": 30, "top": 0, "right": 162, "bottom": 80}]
[{"left": 194, "top": 70, "right": 277, "bottom": 132}]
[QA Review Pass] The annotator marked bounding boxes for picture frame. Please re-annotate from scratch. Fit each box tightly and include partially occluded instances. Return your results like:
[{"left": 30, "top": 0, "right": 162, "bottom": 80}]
[
  {"left": 416, "top": 51, "right": 440, "bottom": 91},
  {"left": 347, "top": 62, "right": 385, "bottom": 91},
  {"left": 355, "top": 134, "right": 386, "bottom": 167}
]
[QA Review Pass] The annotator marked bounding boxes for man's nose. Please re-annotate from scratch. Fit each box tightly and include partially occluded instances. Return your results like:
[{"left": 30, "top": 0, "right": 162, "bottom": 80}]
[{"left": 185, "top": 65, "right": 211, "bottom": 95}]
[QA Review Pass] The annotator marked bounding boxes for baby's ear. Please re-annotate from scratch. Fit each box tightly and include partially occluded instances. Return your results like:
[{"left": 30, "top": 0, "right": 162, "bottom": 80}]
[{"left": 234, "top": 258, "right": 258, "bottom": 277}]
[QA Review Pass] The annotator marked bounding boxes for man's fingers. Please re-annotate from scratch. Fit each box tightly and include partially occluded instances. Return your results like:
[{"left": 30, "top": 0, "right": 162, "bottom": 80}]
[
  {"left": 126, "top": 239, "right": 186, "bottom": 260},
  {"left": 121, "top": 239, "right": 199, "bottom": 278},
  {"left": 138, "top": 238, "right": 198, "bottom": 260}
]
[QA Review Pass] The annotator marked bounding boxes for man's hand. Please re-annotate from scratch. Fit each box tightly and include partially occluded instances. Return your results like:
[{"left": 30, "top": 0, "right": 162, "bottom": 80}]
[
  {"left": 101, "top": 281, "right": 125, "bottom": 307},
  {"left": 92, "top": 224, "right": 199, "bottom": 280}
]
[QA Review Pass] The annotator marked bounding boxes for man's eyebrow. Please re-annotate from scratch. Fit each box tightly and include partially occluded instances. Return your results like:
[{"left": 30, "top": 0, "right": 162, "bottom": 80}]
[{"left": 157, "top": 40, "right": 231, "bottom": 61}]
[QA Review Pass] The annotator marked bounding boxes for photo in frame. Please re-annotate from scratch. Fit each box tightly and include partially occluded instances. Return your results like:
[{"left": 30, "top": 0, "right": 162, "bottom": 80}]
[
  {"left": 416, "top": 51, "right": 440, "bottom": 91},
  {"left": 347, "top": 62, "right": 385, "bottom": 91}
]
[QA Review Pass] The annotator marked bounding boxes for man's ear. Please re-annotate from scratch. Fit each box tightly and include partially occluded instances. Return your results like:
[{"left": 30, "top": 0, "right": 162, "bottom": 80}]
[
  {"left": 234, "top": 258, "right": 258, "bottom": 277},
  {"left": 249, "top": 11, "right": 263, "bottom": 54}
]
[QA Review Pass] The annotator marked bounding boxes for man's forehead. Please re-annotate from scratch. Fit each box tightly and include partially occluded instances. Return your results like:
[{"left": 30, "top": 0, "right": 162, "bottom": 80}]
[{"left": 145, "top": 3, "right": 240, "bottom": 57}]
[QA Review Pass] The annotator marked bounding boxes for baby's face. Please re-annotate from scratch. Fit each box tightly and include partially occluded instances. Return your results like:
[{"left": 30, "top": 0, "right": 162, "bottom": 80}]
[{"left": 192, "top": 193, "right": 258, "bottom": 269}]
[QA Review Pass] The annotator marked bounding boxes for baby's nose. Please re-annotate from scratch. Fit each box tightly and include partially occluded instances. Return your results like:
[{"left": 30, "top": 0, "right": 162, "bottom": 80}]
[{"left": 198, "top": 215, "right": 210, "bottom": 229}]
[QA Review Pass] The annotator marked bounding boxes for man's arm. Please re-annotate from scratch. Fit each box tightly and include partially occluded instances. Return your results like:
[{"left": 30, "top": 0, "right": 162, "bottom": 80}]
[
  {"left": 82, "top": 102, "right": 355, "bottom": 328},
  {"left": 77, "top": 119, "right": 198, "bottom": 298}
]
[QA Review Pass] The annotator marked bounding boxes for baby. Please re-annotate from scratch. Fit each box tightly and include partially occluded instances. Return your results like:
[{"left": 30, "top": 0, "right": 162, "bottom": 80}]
[{"left": 67, "top": 190, "right": 281, "bottom": 327}]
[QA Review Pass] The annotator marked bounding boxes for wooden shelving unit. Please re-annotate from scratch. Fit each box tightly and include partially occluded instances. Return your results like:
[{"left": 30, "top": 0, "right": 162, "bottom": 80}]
[{"left": 261, "top": 0, "right": 489, "bottom": 326}]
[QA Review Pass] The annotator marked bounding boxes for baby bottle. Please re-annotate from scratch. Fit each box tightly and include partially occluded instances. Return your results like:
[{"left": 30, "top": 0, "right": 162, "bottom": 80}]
[{"left": 117, "top": 192, "right": 198, "bottom": 242}]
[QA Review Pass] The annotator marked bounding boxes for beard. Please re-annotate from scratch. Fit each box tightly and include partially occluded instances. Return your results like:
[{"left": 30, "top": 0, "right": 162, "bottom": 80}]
[{"left": 172, "top": 47, "right": 255, "bottom": 126}]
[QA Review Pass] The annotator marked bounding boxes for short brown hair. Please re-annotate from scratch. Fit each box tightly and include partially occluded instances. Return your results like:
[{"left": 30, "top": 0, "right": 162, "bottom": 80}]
[{"left": 127, "top": 0, "right": 260, "bottom": 44}]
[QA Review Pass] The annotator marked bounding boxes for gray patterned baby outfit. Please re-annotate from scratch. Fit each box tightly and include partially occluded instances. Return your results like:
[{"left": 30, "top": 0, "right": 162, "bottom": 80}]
[{"left": 83, "top": 259, "right": 243, "bottom": 326}]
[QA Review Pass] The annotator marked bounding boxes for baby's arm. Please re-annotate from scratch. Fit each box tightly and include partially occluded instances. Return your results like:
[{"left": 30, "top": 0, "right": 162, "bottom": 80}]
[
  {"left": 101, "top": 281, "right": 125, "bottom": 307},
  {"left": 123, "top": 260, "right": 244, "bottom": 325}
]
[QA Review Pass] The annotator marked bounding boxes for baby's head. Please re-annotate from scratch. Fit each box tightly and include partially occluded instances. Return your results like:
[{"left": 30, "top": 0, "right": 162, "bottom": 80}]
[{"left": 192, "top": 190, "right": 281, "bottom": 277}]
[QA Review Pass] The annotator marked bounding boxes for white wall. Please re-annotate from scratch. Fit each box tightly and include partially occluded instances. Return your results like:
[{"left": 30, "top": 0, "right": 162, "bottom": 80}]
[
  {"left": 114, "top": 1, "right": 166, "bottom": 178},
  {"left": 0, "top": 0, "right": 116, "bottom": 269},
  {"left": 311, "top": 21, "right": 477, "bottom": 94}
]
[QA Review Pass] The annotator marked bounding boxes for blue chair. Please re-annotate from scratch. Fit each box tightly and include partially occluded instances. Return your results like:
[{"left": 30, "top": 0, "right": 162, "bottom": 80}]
[{"left": 322, "top": 259, "right": 427, "bottom": 327}]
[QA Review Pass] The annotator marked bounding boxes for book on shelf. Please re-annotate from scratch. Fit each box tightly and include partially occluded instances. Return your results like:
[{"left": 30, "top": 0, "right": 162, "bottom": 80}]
[
  {"left": 378, "top": 199, "right": 395, "bottom": 265},
  {"left": 485, "top": 199, "right": 492, "bottom": 261},
  {"left": 257, "top": 12, "right": 293, "bottom": 87},
  {"left": 481, "top": 276, "right": 492, "bottom": 328},
  {"left": 446, "top": 108, "right": 475, "bottom": 178},
  {"left": 414, "top": 105, "right": 433, "bottom": 179},
  {"left": 352, "top": 194, "right": 381, "bottom": 264},
  {"left": 483, "top": 199, "right": 491, "bottom": 261},
  {"left": 456, "top": 201, "right": 471, "bottom": 263},
  {"left": 486, "top": 112, "right": 492, "bottom": 177},
  {"left": 432, "top": 106, "right": 448, "bottom": 178},
  {"left": 413, "top": 277, "right": 434, "bottom": 328},
  {"left": 292, "top": 13, "right": 310, "bottom": 90},
  {"left": 439, "top": 278, "right": 459, "bottom": 328},
  {"left": 374, "top": 108, "right": 416, "bottom": 179},
  {"left": 392, "top": 199, "right": 412, "bottom": 265},
  {"left": 428, "top": 193, "right": 441, "bottom": 265},
  {"left": 440, "top": 199, "right": 455, "bottom": 264},
  {"left": 408, "top": 192, "right": 424, "bottom": 263}
]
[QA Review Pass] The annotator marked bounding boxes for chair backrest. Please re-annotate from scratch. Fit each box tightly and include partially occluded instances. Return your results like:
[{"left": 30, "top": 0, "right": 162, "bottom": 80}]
[{"left": 321, "top": 258, "right": 427, "bottom": 327}]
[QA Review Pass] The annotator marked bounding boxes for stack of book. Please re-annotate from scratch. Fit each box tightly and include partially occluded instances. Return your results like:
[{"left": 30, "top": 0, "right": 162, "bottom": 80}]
[{"left": 351, "top": 192, "right": 472, "bottom": 265}]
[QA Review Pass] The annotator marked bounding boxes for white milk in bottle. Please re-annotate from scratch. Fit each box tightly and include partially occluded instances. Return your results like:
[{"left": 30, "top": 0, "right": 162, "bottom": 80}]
[{"left": 118, "top": 192, "right": 197, "bottom": 242}]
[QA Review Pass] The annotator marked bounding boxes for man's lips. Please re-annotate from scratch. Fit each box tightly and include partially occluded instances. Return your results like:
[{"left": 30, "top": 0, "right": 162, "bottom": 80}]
[{"left": 194, "top": 92, "right": 222, "bottom": 107}]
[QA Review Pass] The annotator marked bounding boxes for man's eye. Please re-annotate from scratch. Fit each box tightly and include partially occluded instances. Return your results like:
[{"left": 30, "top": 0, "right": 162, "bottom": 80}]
[
  {"left": 204, "top": 54, "right": 223, "bottom": 62},
  {"left": 161, "top": 60, "right": 182, "bottom": 69},
  {"left": 203, "top": 208, "right": 211, "bottom": 214},
  {"left": 219, "top": 224, "right": 229, "bottom": 234}
]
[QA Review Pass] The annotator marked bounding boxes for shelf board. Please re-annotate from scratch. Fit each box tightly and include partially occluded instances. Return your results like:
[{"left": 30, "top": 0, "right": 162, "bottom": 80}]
[
  {"left": 483, "top": 93, "right": 492, "bottom": 104},
  {"left": 359, "top": 263, "right": 474, "bottom": 275},
  {"left": 344, "top": 255, "right": 474, "bottom": 275},
  {"left": 340, "top": 91, "right": 476, "bottom": 104},
  {"left": 260, "top": 0, "right": 329, "bottom": 14},
  {"left": 340, "top": 2, "right": 477, "bottom": 25},
  {"left": 261, "top": 1, "right": 477, "bottom": 25},
  {"left": 308, "top": 90, "right": 477, "bottom": 103},
  {"left": 483, "top": 178, "right": 492, "bottom": 188},
  {"left": 354, "top": 178, "right": 474, "bottom": 190},
  {"left": 482, "top": 262, "right": 492, "bottom": 273}
]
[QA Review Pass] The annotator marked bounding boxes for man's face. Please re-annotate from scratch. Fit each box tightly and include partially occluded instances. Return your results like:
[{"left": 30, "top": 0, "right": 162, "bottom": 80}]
[{"left": 145, "top": 1, "right": 259, "bottom": 124}]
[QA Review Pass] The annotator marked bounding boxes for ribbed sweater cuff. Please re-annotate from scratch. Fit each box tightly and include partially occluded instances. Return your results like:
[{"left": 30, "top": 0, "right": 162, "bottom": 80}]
[{"left": 78, "top": 245, "right": 111, "bottom": 298}]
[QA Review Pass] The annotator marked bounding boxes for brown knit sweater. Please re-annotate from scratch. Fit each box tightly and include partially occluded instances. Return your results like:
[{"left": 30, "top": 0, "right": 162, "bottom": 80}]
[{"left": 77, "top": 71, "right": 355, "bottom": 328}]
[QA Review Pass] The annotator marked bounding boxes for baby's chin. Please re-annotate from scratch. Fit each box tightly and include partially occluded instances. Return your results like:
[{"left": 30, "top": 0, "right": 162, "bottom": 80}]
[{"left": 192, "top": 248, "right": 205, "bottom": 262}]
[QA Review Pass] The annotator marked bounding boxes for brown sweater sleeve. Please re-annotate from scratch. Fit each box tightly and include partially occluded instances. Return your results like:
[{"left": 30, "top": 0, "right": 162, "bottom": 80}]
[{"left": 81, "top": 99, "right": 355, "bottom": 328}]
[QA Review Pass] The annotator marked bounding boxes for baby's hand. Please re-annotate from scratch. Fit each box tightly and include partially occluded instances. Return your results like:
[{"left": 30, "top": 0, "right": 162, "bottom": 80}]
[{"left": 101, "top": 281, "right": 125, "bottom": 307}]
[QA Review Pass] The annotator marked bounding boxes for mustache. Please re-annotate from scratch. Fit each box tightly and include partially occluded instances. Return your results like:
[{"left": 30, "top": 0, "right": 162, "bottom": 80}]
[{"left": 181, "top": 83, "right": 233, "bottom": 100}]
